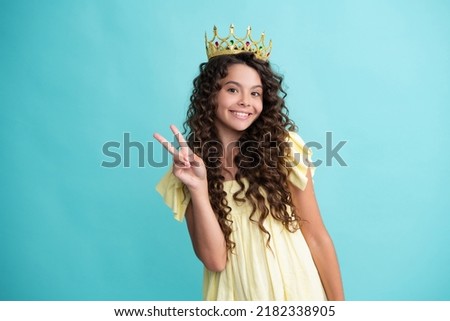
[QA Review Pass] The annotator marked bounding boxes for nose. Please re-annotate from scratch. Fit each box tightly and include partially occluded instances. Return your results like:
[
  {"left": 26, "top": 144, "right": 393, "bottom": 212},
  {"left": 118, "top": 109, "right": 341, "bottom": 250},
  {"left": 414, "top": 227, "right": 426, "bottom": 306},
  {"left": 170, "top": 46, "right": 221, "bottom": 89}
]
[{"left": 239, "top": 92, "right": 251, "bottom": 107}]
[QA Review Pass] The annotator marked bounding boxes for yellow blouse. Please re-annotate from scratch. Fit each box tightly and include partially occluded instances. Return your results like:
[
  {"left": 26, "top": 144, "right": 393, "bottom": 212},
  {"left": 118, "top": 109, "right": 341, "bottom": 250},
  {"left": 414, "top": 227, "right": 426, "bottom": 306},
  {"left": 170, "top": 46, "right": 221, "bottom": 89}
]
[{"left": 156, "top": 131, "right": 327, "bottom": 300}]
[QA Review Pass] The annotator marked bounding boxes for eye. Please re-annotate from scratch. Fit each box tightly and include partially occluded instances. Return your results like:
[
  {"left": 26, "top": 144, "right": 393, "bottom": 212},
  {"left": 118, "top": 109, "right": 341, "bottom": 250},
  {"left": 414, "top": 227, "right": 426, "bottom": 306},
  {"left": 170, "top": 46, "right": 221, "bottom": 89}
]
[
  {"left": 227, "top": 87, "right": 238, "bottom": 93},
  {"left": 252, "top": 91, "right": 262, "bottom": 97}
]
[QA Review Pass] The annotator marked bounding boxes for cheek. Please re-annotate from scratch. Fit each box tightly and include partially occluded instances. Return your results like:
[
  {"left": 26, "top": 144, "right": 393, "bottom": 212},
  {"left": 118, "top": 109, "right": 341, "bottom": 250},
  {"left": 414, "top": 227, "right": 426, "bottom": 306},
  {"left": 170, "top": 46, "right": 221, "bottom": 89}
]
[
  {"left": 256, "top": 101, "right": 264, "bottom": 114},
  {"left": 216, "top": 92, "right": 230, "bottom": 108}
]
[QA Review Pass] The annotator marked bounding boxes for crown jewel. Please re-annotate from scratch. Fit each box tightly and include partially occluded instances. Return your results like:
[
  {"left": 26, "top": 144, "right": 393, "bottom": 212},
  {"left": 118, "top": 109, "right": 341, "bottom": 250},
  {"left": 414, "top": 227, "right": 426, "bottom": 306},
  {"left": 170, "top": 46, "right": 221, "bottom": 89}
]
[{"left": 205, "top": 24, "right": 272, "bottom": 61}]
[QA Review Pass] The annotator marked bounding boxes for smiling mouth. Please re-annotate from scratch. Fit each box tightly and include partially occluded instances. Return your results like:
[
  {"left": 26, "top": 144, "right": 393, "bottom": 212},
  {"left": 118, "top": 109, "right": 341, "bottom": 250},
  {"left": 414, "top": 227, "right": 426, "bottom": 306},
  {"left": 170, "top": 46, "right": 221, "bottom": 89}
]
[{"left": 231, "top": 111, "right": 252, "bottom": 119}]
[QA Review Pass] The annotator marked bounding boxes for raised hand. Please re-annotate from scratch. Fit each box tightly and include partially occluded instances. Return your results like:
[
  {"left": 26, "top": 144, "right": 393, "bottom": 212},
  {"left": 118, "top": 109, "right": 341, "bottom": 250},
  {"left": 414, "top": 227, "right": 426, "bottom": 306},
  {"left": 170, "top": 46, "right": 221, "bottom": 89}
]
[{"left": 153, "top": 125, "right": 207, "bottom": 191}]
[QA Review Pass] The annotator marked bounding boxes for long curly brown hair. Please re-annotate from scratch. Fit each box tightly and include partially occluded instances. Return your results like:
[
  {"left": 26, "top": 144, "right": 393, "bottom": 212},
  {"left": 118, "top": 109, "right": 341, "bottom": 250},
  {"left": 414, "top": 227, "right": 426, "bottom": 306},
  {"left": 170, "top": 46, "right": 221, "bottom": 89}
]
[{"left": 183, "top": 52, "right": 300, "bottom": 251}]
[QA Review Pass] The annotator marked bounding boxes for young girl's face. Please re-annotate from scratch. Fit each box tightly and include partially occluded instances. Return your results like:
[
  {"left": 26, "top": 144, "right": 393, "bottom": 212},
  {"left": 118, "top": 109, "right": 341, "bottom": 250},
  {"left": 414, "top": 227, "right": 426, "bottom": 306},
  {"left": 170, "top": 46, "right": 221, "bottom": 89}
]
[{"left": 214, "top": 63, "right": 263, "bottom": 140}]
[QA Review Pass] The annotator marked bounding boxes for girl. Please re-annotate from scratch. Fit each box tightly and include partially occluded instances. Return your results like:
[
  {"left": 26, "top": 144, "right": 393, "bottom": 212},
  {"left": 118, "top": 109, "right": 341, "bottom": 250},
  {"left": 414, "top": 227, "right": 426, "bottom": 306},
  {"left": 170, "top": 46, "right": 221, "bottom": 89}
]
[{"left": 154, "top": 26, "right": 344, "bottom": 301}]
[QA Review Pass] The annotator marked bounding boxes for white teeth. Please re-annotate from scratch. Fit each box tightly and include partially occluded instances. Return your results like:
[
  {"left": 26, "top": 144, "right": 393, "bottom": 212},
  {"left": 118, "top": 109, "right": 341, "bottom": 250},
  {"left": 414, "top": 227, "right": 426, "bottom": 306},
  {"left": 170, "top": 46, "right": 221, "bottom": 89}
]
[{"left": 232, "top": 111, "right": 250, "bottom": 119}]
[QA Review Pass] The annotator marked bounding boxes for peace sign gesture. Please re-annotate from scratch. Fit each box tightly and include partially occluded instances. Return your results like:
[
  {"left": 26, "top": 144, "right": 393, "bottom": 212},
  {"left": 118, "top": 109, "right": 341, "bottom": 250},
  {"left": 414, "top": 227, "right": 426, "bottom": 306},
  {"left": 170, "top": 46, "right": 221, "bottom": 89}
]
[{"left": 153, "top": 125, "right": 207, "bottom": 191}]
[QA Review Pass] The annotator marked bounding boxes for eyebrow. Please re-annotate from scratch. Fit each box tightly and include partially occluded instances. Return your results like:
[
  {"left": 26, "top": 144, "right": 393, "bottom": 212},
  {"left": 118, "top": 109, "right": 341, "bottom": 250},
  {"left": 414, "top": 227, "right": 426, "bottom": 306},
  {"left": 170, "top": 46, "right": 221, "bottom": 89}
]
[{"left": 224, "top": 81, "right": 263, "bottom": 90}]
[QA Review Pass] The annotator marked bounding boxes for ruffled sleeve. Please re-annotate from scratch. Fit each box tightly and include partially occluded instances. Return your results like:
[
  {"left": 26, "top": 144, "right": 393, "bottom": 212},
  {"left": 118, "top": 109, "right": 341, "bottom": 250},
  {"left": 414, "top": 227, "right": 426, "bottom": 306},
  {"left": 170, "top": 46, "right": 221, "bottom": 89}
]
[
  {"left": 286, "top": 131, "right": 316, "bottom": 191},
  {"left": 155, "top": 166, "right": 191, "bottom": 221}
]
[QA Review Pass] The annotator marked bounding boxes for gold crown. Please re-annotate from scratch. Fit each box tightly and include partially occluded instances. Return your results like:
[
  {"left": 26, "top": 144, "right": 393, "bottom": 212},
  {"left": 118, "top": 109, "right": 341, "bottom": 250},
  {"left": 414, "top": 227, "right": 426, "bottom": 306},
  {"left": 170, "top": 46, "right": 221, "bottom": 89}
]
[{"left": 205, "top": 24, "right": 272, "bottom": 61}]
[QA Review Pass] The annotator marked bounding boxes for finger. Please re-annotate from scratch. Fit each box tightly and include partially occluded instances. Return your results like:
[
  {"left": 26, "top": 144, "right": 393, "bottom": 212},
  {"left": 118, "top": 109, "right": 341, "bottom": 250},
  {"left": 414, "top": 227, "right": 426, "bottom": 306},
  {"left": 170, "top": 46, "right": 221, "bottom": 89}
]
[
  {"left": 169, "top": 125, "right": 192, "bottom": 165},
  {"left": 188, "top": 153, "right": 201, "bottom": 167},
  {"left": 153, "top": 133, "right": 179, "bottom": 157},
  {"left": 173, "top": 159, "right": 187, "bottom": 168},
  {"left": 169, "top": 125, "right": 190, "bottom": 152}
]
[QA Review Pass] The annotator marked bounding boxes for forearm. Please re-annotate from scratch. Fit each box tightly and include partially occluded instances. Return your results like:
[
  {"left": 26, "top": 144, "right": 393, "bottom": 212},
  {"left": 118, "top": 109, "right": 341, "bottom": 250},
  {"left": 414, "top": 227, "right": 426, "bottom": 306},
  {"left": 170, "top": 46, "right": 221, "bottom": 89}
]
[
  {"left": 187, "top": 187, "right": 227, "bottom": 272},
  {"left": 306, "top": 232, "right": 345, "bottom": 300}
]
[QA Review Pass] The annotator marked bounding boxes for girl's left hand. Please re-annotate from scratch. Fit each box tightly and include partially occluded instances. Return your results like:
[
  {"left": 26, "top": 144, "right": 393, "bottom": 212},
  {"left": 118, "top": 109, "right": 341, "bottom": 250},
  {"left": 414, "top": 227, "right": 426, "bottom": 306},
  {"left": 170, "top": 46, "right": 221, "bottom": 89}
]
[{"left": 153, "top": 125, "right": 207, "bottom": 191}]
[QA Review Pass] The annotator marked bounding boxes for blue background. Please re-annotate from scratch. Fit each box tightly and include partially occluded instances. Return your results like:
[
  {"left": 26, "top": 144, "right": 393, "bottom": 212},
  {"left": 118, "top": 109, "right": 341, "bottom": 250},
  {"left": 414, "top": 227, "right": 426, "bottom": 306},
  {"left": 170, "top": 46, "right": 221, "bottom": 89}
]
[{"left": 1, "top": 0, "right": 449, "bottom": 300}]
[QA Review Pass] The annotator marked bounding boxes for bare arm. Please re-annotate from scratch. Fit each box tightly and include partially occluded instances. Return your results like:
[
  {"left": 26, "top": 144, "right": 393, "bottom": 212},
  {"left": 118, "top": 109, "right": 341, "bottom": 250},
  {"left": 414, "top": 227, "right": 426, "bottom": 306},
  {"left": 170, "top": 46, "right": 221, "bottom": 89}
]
[
  {"left": 185, "top": 192, "right": 227, "bottom": 272},
  {"left": 154, "top": 125, "right": 227, "bottom": 272},
  {"left": 289, "top": 168, "right": 345, "bottom": 300}
]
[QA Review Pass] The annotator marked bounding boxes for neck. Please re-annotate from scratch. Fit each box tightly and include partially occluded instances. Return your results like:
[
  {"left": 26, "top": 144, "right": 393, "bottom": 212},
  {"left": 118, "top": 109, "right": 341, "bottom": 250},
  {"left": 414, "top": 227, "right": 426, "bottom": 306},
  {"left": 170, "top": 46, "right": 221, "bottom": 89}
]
[
  {"left": 215, "top": 130, "right": 240, "bottom": 179},
  {"left": 217, "top": 133, "right": 240, "bottom": 163},
  {"left": 215, "top": 123, "right": 243, "bottom": 146},
  {"left": 221, "top": 146, "right": 238, "bottom": 181}
]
